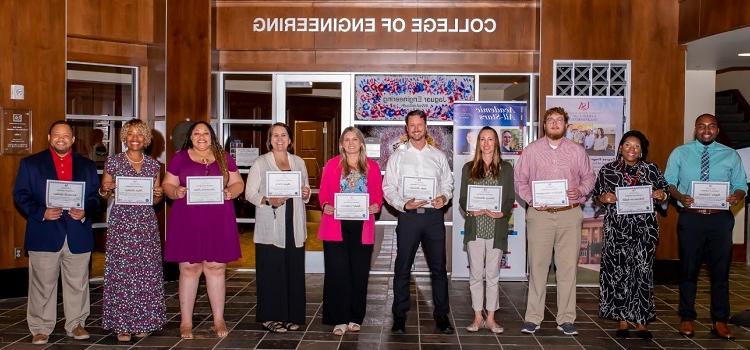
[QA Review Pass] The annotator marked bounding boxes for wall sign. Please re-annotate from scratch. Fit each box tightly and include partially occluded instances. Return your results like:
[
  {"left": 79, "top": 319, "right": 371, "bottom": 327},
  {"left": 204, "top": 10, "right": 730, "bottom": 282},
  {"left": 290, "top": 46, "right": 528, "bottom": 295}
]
[
  {"left": 1, "top": 108, "right": 32, "bottom": 155},
  {"left": 252, "top": 17, "right": 497, "bottom": 33}
]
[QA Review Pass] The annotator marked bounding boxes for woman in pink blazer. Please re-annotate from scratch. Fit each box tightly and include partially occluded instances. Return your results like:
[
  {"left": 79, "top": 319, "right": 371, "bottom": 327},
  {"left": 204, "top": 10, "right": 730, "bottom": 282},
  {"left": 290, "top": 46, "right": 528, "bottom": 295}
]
[{"left": 318, "top": 126, "right": 383, "bottom": 336}]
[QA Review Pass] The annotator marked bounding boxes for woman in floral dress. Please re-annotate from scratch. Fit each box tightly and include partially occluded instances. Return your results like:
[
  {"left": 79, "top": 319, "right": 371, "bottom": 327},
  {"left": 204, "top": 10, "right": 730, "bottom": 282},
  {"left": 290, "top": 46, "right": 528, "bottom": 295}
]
[{"left": 98, "top": 119, "right": 166, "bottom": 342}]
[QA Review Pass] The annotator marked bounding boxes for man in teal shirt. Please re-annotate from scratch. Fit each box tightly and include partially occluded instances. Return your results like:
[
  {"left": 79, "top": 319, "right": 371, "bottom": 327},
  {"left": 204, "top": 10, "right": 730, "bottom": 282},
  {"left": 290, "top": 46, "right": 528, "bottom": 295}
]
[{"left": 665, "top": 113, "right": 747, "bottom": 340}]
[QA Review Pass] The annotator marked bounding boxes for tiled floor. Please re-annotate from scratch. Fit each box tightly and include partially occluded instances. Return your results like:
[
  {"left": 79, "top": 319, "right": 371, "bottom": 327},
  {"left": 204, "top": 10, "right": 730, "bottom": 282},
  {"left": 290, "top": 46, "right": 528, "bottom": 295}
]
[{"left": 1, "top": 264, "right": 750, "bottom": 349}]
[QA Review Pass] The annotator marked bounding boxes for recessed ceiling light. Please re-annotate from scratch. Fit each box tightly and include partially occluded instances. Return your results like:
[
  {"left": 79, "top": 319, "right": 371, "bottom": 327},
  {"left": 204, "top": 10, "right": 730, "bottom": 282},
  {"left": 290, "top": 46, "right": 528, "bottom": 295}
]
[{"left": 739, "top": 52, "right": 750, "bottom": 57}]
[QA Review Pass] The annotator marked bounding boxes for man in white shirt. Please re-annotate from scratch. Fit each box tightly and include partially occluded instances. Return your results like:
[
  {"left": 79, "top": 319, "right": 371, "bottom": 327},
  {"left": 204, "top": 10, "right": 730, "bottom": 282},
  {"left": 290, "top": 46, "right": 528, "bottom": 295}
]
[{"left": 383, "top": 110, "right": 455, "bottom": 334}]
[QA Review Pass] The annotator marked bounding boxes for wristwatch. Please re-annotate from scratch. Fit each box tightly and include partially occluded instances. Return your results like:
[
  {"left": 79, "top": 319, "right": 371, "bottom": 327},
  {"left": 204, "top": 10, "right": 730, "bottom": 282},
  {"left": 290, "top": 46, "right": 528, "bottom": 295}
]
[{"left": 264, "top": 198, "right": 271, "bottom": 206}]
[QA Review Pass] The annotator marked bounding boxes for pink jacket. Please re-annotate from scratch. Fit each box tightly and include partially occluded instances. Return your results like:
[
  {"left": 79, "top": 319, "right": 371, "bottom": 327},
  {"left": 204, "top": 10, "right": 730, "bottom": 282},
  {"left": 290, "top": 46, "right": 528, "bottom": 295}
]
[{"left": 317, "top": 156, "right": 383, "bottom": 244}]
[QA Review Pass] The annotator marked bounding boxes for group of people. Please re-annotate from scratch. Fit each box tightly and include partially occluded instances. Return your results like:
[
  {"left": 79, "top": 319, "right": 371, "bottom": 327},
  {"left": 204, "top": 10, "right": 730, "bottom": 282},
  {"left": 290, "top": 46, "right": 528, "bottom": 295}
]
[{"left": 12, "top": 106, "right": 745, "bottom": 344}]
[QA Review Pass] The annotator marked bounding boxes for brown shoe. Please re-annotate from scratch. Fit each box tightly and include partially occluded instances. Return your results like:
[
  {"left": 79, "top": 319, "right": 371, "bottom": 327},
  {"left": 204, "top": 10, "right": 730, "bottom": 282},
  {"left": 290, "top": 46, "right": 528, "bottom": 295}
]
[
  {"left": 31, "top": 334, "right": 48, "bottom": 345},
  {"left": 678, "top": 320, "right": 694, "bottom": 337},
  {"left": 711, "top": 322, "right": 734, "bottom": 340},
  {"left": 67, "top": 324, "right": 90, "bottom": 340}
]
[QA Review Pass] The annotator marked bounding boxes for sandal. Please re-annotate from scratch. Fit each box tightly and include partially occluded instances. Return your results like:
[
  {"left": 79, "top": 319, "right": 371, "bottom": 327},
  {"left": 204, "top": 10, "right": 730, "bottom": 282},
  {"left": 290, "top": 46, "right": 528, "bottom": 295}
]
[
  {"left": 347, "top": 322, "right": 361, "bottom": 332},
  {"left": 134, "top": 332, "right": 149, "bottom": 338},
  {"left": 179, "top": 325, "right": 193, "bottom": 340},
  {"left": 284, "top": 322, "right": 300, "bottom": 331},
  {"left": 117, "top": 333, "right": 131, "bottom": 342},
  {"left": 212, "top": 320, "right": 229, "bottom": 338},
  {"left": 262, "top": 321, "right": 288, "bottom": 333},
  {"left": 333, "top": 324, "right": 347, "bottom": 336}
]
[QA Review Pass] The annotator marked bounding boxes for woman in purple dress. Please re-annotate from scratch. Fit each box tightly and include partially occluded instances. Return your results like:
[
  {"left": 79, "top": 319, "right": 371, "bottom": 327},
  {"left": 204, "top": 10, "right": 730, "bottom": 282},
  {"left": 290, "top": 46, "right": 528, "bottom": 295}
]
[
  {"left": 161, "top": 121, "right": 244, "bottom": 339},
  {"left": 98, "top": 119, "right": 166, "bottom": 342}
]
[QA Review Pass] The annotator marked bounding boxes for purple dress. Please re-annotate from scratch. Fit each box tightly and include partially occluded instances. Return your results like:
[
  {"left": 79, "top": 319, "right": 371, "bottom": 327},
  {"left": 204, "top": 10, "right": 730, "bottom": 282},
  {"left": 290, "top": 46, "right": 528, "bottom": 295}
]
[
  {"left": 102, "top": 153, "right": 166, "bottom": 333},
  {"left": 164, "top": 150, "right": 241, "bottom": 263}
]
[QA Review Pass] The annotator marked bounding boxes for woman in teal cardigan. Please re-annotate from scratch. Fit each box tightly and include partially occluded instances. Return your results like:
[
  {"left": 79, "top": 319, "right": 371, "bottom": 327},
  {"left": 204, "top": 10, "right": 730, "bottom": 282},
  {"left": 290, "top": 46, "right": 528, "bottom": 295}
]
[{"left": 458, "top": 126, "right": 515, "bottom": 334}]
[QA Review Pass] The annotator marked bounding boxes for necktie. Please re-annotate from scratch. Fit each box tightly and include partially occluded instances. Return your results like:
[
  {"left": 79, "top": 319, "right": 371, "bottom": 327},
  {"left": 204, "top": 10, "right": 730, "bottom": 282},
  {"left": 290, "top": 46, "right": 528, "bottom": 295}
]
[{"left": 700, "top": 145, "right": 710, "bottom": 181}]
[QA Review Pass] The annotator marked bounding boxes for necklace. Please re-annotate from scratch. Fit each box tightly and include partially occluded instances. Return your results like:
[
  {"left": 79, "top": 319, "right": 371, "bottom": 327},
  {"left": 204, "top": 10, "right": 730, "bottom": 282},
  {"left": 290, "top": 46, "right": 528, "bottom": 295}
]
[{"left": 125, "top": 152, "right": 144, "bottom": 164}]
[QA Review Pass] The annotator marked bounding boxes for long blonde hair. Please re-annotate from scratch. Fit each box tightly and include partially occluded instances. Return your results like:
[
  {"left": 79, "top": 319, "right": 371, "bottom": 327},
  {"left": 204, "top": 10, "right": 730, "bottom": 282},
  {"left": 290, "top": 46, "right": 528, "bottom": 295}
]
[
  {"left": 338, "top": 126, "right": 369, "bottom": 176},
  {"left": 469, "top": 126, "right": 503, "bottom": 180}
]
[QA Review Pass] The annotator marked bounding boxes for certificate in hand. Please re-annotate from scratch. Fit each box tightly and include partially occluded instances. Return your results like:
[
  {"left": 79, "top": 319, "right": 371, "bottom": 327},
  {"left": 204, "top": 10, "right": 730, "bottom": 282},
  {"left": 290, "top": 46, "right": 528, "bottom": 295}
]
[
  {"left": 615, "top": 185, "right": 653, "bottom": 215},
  {"left": 115, "top": 176, "right": 154, "bottom": 206},
  {"left": 334, "top": 193, "right": 369, "bottom": 220},
  {"left": 691, "top": 181, "right": 730, "bottom": 210},
  {"left": 467, "top": 185, "right": 502, "bottom": 212},
  {"left": 532, "top": 180, "right": 569, "bottom": 207},
  {"left": 266, "top": 171, "right": 302, "bottom": 198},
  {"left": 186, "top": 176, "right": 224, "bottom": 205},
  {"left": 401, "top": 176, "right": 437, "bottom": 201},
  {"left": 46, "top": 180, "right": 85, "bottom": 209}
]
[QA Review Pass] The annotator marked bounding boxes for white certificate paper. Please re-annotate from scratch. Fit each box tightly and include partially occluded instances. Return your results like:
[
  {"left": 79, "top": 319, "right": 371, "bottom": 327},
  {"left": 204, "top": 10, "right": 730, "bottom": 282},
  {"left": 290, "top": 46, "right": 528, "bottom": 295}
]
[
  {"left": 235, "top": 148, "right": 259, "bottom": 167},
  {"left": 401, "top": 176, "right": 437, "bottom": 201},
  {"left": 186, "top": 176, "right": 224, "bottom": 205},
  {"left": 115, "top": 176, "right": 154, "bottom": 206},
  {"left": 266, "top": 171, "right": 302, "bottom": 198},
  {"left": 46, "top": 180, "right": 85, "bottom": 209},
  {"left": 532, "top": 179, "right": 569, "bottom": 207},
  {"left": 691, "top": 181, "right": 730, "bottom": 210},
  {"left": 615, "top": 185, "right": 653, "bottom": 215},
  {"left": 334, "top": 193, "right": 369, "bottom": 221},
  {"left": 467, "top": 185, "right": 502, "bottom": 212}
]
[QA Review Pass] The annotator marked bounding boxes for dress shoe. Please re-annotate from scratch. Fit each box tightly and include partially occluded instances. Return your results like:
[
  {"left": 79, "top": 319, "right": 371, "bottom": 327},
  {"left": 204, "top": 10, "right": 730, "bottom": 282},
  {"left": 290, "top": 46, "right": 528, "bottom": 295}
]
[
  {"left": 615, "top": 328, "right": 629, "bottom": 338},
  {"left": 711, "top": 322, "right": 734, "bottom": 340},
  {"left": 31, "top": 334, "right": 48, "bottom": 345},
  {"left": 391, "top": 317, "right": 406, "bottom": 334},
  {"left": 635, "top": 329, "right": 653, "bottom": 340},
  {"left": 67, "top": 324, "right": 90, "bottom": 340},
  {"left": 678, "top": 320, "right": 694, "bottom": 337},
  {"left": 435, "top": 316, "right": 455, "bottom": 334}
]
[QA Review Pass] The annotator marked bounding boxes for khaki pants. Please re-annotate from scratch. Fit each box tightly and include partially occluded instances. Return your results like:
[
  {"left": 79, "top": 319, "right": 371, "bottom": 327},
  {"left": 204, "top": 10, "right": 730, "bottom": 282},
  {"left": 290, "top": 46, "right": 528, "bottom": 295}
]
[
  {"left": 524, "top": 207, "right": 582, "bottom": 325},
  {"left": 467, "top": 238, "right": 502, "bottom": 312},
  {"left": 27, "top": 239, "right": 91, "bottom": 336}
]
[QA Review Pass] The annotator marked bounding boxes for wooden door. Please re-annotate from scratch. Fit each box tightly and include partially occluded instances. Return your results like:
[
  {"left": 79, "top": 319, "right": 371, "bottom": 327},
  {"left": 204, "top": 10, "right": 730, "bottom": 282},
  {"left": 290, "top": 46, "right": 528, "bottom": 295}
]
[{"left": 294, "top": 120, "right": 327, "bottom": 188}]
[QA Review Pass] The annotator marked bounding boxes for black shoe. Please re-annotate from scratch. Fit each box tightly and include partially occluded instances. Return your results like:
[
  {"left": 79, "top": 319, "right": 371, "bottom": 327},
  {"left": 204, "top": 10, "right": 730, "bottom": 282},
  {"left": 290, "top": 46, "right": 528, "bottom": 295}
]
[
  {"left": 615, "top": 328, "right": 629, "bottom": 338},
  {"left": 435, "top": 316, "right": 455, "bottom": 334},
  {"left": 635, "top": 330, "right": 653, "bottom": 340},
  {"left": 391, "top": 317, "right": 406, "bottom": 334}
]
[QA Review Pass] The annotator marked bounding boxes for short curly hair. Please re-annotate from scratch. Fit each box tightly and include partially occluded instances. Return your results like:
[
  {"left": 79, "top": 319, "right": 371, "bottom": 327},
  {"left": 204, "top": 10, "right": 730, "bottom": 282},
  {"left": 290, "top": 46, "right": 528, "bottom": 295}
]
[
  {"left": 542, "top": 107, "right": 569, "bottom": 124},
  {"left": 120, "top": 118, "right": 152, "bottom": 146}
]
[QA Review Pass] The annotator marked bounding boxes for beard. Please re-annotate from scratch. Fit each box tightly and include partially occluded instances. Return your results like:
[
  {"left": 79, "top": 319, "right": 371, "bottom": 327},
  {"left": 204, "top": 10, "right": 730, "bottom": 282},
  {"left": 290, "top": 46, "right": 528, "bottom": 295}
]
[{"left": 546, "top": 131, "right": 564, "bottom": 140}]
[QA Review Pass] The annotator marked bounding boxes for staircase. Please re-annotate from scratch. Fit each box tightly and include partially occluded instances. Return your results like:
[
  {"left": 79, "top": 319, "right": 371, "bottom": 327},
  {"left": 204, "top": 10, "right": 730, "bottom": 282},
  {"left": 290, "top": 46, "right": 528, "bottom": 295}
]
[{"left": 716, "top": 90, "right": 750, "bottom": 149}]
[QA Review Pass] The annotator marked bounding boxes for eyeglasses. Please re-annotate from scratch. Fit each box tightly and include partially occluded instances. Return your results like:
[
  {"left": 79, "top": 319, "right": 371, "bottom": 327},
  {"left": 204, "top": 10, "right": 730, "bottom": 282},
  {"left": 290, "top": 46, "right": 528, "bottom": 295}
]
[{"left": 545, "top": 118, "right": 565, "bottom": 125}]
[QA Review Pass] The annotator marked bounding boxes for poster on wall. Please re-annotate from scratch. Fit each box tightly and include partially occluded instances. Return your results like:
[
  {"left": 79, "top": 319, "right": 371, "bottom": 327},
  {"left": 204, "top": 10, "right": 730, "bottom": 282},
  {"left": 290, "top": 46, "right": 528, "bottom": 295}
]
[
  {"left": 354, "top": 75, "right": 475, "bottom": 121},
  {"left": 451, "top": 101, "right": 528, "bottom": 280},
  {"left": 545, "top": 96, "right": 625, "bottom": 285}
]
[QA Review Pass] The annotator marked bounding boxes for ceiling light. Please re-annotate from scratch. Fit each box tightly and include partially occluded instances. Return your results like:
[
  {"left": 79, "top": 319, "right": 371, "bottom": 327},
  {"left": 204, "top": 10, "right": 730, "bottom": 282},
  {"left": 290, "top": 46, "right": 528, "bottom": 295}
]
[{"left": 739, "top": 52, "right": 750, "bottom": 57}]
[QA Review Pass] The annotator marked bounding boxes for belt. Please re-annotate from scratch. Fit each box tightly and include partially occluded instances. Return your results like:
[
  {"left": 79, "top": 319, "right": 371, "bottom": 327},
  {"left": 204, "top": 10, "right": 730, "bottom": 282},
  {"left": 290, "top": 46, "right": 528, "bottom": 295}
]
[
  {"left": 540, "top": 203, "right": 580, "bottom": 213},
  {"left": 405, "top": 207, "right": 441, "bottom": 214},
  {"left": 681, "top": 208, "right": 726, "bottom": 215}
]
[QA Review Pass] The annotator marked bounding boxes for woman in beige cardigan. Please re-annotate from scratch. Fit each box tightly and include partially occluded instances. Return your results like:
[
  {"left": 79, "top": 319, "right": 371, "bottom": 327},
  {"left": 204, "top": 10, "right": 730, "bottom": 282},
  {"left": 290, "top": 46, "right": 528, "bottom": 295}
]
[
  {"left": 245, "top": 122, "right": 311, "bottom": 333},
  {"left": 458, "top": 126, "right": 515, "bottom": 334}
]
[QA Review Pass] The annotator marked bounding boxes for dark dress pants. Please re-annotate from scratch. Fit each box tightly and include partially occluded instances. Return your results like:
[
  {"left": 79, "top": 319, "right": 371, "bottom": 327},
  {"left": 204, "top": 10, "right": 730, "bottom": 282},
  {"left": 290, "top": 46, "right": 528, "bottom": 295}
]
[
  {"left": 391, "top": 210, "right": 449, "bottom": 320},
  {"left": 677, "top": 211, "right": 734, "bottom": 322},
  {"left": 322, "top": 220, "right": 373, "bottom": 325}
]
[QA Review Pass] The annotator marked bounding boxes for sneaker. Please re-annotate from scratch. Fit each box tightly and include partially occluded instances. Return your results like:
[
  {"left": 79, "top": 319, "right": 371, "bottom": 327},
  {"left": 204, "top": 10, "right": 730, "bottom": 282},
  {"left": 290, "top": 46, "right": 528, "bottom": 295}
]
[
  {"left": 557, "top": 322, "right": 578, "bottom": 336},
  {"left": 67, "top": 324, "right": 90, "bottom": 340},
  {"left": 520, "top": 322, "right": 540, "bottom": 334},
  {"left": 31, "top": 334, "right": 48, "bottom": 345}
]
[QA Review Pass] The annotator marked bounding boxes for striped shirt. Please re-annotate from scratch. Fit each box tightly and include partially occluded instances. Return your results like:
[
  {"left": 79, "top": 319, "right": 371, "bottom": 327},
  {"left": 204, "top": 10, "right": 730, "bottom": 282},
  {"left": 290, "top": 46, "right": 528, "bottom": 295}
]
[{"left": 513, "top": 137, "right": 596, "bottom": 205}]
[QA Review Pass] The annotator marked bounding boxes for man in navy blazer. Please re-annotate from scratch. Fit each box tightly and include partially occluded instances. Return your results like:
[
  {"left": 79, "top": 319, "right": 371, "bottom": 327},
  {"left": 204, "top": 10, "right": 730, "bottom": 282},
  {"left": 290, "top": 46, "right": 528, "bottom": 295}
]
[{"left": 13, "top": 120, "right": 101, "bottom": 345}]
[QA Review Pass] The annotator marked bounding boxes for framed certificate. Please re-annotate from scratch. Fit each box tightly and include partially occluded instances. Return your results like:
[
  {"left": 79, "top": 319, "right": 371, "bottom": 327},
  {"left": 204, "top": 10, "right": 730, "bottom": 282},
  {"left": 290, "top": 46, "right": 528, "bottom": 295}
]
[
  {"left": 691, "top": 181, "right": 730, "bottom": 210},
  {"left": 467, "top": 185, "right": 502, "bottom": 212},
  {"left": 532, "top": 179, "right": 569, "bottom": 207},
  {"left": 46, "top": 180, "right": 85, "bottom": 209},
  {"left": 266, "top": 171, "right": 302, "bottom": 198},
  {"left": 235, "top": 147, "right": 259, "bottom": 167},
  {"left": 401, "top": 176, "right": 437, "bottom": 201},
  {"left": 115, "top": 176, "right": 154, "bottom": 206},
  {"left": 186, "top": 176, "right": 224, "bottom": 205},
  {"left": 615, "top": 185, "right": 653, "bottom": 215},
  {"left": 334, "top": 193, "right": 369, "bottom": 220}
]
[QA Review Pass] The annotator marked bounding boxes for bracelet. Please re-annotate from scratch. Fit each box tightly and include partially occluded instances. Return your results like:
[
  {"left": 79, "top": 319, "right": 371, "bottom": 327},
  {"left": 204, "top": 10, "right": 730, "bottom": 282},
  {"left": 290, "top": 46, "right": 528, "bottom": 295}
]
[{"left": 98, "top": 188, "right": 108, "bottom": 197}]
